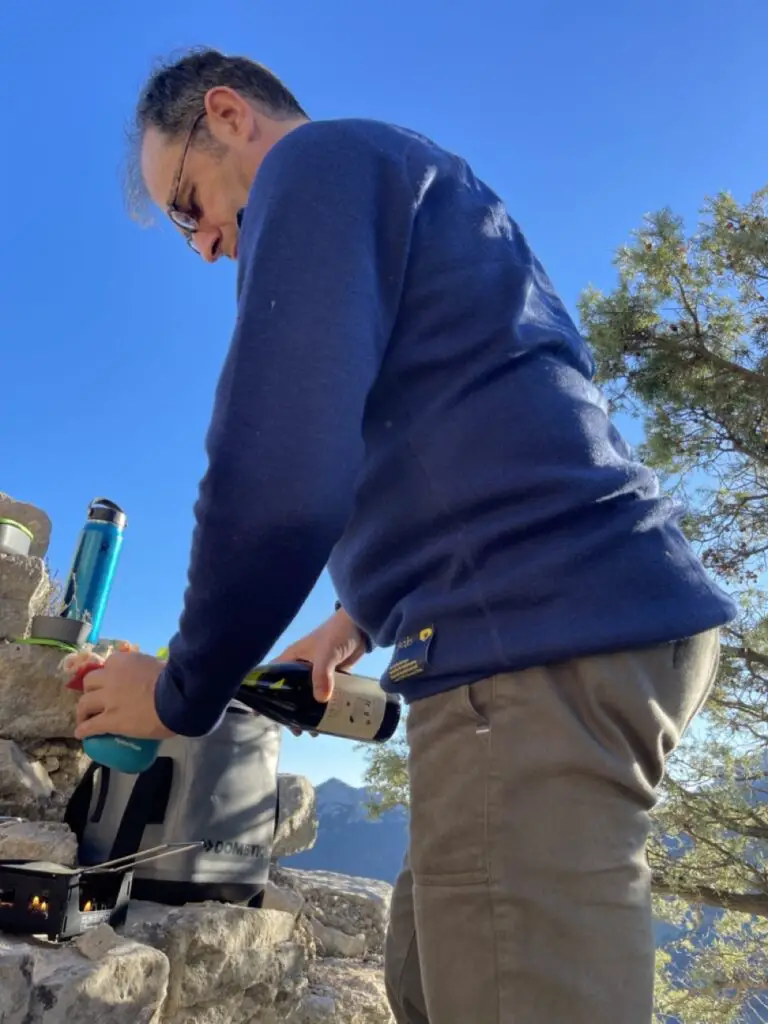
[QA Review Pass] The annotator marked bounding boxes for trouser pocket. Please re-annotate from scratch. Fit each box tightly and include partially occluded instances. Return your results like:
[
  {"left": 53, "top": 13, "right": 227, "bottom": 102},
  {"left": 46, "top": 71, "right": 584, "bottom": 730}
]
[{"left": 407, "top": 681, "right": 493, "bottom": 885}]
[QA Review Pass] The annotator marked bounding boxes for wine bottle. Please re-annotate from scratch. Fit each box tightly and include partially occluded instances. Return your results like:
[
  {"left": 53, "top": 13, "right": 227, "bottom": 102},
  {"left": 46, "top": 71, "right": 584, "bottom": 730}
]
[{"left": 236, "top": 662, "right": 401, "bottom": 743}]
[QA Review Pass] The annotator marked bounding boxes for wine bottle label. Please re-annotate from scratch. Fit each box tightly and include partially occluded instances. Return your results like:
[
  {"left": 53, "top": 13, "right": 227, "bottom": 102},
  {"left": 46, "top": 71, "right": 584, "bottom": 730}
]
[{"left": 319, "top": 673, "right": 387, "bottom": 740}]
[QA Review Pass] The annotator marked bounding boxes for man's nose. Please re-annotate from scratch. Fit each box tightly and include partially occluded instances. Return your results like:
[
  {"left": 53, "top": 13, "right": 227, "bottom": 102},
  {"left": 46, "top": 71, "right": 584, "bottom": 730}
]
[{"left": 195, "top": 228, "right": 223, "bottom": 264}]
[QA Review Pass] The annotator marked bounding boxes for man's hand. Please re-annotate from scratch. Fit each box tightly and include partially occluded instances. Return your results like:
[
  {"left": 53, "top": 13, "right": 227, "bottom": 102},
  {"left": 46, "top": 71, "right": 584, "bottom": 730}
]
[
  {"left": 275, "top": 606, "right": 368, "bottom": 703},
  {"left": 73, "top": 651, "right": 176, "bottom": 741}
]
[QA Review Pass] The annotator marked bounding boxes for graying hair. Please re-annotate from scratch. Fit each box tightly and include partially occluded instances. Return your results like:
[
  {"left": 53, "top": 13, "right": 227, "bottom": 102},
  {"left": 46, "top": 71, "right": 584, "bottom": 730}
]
[{"left": 125, "top": 47, "right": 307, "bottom": 221}]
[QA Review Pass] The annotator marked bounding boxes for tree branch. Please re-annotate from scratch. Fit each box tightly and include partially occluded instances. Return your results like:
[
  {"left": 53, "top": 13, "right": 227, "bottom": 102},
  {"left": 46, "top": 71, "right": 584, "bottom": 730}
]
[
  {"left": 652, "top": 875, "right": 768, "bottom": 917},
  {"left": 628, "top": 324, "right": 768, "bottom": 390},
  {"left": 722, "top": 645, "right": 768, "bottom": 670}
]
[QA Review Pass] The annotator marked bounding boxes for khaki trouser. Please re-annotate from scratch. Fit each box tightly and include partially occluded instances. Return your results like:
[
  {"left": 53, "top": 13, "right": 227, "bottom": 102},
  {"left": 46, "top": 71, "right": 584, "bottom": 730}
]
[{"left": 385, "top": 629, "right": 720, "bottom": 1024}]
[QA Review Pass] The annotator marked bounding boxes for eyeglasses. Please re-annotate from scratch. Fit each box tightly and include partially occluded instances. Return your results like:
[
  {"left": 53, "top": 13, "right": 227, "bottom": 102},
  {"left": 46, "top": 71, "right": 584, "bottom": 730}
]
[{"left": 166, "top": 111, "right": 207, "bottom": 252}]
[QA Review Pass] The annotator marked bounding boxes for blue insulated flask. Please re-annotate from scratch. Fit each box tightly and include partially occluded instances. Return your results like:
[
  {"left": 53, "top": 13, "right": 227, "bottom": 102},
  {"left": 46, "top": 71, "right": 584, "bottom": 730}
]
[
  {"left": 82, "top": 733, "right": 160, "bottom": 775},
  {"left": 61, "top": 500, "right": 159, "bottom": 774},
  {"left": 61, "top": 498, "right": 126, "bottom": 644}
]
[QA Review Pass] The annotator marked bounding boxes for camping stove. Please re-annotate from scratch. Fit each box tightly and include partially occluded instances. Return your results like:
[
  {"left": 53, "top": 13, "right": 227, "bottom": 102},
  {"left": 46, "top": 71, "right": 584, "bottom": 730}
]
[{"left": 0, "top": 840, "right": 201, "bottom": 941}]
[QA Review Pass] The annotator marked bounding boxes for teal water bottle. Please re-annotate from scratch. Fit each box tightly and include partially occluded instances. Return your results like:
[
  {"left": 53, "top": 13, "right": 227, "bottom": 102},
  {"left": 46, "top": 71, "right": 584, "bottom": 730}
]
[
  {"left": 61, "top": 501, "right": 159, "bottom": 775},
  {"left": 61, "top": 498, "right": 127, "bottom": 643},
  {"left": 82, "top": 734, "right": 160, "bottom": 774}
]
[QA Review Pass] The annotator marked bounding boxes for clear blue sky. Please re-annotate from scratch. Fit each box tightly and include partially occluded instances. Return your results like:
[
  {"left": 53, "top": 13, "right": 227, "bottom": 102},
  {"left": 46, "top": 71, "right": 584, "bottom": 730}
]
[{"left": 1, "top": 0, "right": 766, "bottom": 786}]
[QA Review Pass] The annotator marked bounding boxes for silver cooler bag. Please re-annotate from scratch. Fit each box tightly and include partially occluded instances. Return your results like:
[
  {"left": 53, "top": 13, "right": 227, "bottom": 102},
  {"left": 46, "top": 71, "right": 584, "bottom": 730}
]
[{"left": 65, "top": 703, "right": 281, "bottom": 906}]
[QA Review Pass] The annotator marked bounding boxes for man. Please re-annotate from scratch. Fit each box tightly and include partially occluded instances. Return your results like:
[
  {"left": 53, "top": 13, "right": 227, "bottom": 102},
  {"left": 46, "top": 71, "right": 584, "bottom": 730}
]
[{"left": 75, "top": 48, "right": 735, "bottom": 1023}]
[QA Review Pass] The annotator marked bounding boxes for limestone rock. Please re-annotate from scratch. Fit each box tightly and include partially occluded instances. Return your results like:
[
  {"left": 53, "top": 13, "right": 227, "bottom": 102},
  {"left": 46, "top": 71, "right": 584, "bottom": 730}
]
[
  {"left": 263, "top": 874, "right": 368, "bottom": 957},
  {"left": 0, "top": 493, "right": 52, "bottom": 558},
  {"left": 22, "top": 740, "right": 87, "bottom": 813},
  {"left": 310, "top": 919, "right": 367, "bottom": 959},
  {"left": 0, "top": 737, "right": 63, "bottom": 820},
  {"left": 0, "top": 739, "right": 54, "bottom": 806},
  {"left": 262, "top": 878, "right": 306, "bottom": 917},
  {"left": 0, "top": 819, "right": 77, "bottom": 865},
  {"left": 274, "top": 867, "right": 392, "bottom": 955},
  {"left": 0, "top": 642, "right": 77, "bottom": 741},
  {"left": 125, "top": 900, "right": 310, "bottom": 1023},
  {"left": 0, "top": 942, "right": 37, "bottom": 1024},
  {"left": 0, "top": 933, "right": 168, "bottom": 1024},
  {"left": 291, "top": 958, "right": 394, "bottom": 1023},
  {"left": 0, "top": 554, "right": 50, "bottom": 640},
  {"left": 72, "top": 923, "right": 120, "bottom": 961},
  {"left": 274, "top": 774, "right": 317, "bottom": 858}
]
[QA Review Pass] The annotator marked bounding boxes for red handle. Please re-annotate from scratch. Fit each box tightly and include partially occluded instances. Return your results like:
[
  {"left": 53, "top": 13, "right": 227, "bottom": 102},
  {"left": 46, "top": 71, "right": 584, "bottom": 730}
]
[{"left": 65, "top": 661, "right": 102, "bottom": 693}]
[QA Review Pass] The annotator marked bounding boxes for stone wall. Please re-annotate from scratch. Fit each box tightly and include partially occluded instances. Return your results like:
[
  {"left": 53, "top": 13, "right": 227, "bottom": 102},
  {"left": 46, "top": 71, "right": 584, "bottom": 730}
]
[
  {"left": 0, "top": 494, "right": 394, "bottom": 1023},
  {"left": 0, "top": 866, "right": 395, "bottom": 1023}
]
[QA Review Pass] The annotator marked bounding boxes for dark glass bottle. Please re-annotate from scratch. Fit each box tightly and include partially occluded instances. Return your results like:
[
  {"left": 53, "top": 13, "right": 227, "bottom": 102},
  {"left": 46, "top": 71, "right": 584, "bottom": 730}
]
[{"left": 236, "top": 662, "right": 401, "bottom": 743}]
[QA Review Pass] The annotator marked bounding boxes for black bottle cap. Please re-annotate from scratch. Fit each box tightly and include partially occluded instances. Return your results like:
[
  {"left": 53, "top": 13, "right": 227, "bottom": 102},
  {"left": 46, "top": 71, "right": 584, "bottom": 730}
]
[{"left": 87, "top": 498, "right": 127, "bottom": 529}]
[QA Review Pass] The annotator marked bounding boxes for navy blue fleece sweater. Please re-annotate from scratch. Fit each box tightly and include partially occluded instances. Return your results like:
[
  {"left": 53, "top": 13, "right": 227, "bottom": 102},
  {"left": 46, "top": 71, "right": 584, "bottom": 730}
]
[{"left": 154, "top": 118, "right": 735, "bottom": 736}]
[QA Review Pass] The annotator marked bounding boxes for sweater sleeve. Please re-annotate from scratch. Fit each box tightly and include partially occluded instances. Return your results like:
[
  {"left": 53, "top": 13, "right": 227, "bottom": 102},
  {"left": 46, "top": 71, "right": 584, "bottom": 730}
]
[{"left": 154, "top": 122, "right": 414, "bottom": 736}]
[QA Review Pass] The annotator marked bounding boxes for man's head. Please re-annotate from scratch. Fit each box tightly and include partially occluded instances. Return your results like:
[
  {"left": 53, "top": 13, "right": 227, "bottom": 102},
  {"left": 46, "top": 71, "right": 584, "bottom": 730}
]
[{"left": 132, "top": 48, "right": 308, "bottom": 262}]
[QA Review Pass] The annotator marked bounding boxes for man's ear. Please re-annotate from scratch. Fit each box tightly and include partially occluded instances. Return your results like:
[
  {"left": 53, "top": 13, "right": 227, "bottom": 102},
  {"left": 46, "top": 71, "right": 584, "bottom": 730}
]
[{"left": 204, "top": 87, "right": 255, "bottom": 144}]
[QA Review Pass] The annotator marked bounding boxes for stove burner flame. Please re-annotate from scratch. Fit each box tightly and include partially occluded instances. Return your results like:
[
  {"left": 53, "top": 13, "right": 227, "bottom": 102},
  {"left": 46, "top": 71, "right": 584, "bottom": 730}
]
[{"left": 29, "top": 894, "right": 49, "bottom": 914}]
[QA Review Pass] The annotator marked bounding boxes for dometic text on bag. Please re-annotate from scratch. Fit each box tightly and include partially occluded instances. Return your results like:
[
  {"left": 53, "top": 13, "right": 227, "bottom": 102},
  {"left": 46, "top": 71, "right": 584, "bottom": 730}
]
[{"left": 201, "top": 839, "right": 269, "bottom": 859}]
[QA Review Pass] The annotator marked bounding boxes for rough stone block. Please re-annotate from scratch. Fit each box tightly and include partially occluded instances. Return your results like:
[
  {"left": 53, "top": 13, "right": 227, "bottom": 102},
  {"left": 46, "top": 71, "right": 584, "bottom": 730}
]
[
  {"left": 0, "top": 942, "right": 35, "bottom": 1024},
  {"left": 21, "top": 740, "right": 87, "bottom": 814},
  {"left": 292, "top": 958, "right": 395, "bottom": 1023},
  {"left": 0, "top": 739, "right": 53, "bottom": 801},
  {"left": 71, "top": 923, "right": 121, "bottom": 961},
  {"left": 0, "top": 933, "right": 168, "bottom": 1024},
  {"left": 0, "top": 642, "right": 77, "bottom": 741},
  {"left": 0, "top": 554, "right": 50, "bottom": 640},
  {"left": 0, "top": 819, "right": 77, "bottom": 865},
  {"left": 310, "top": 919, "right": 367, "bottom": 959},
  {"left": 274, "top": 774, "right": 317, "bottom": 858},
  {"left": 0, "top": 493, "right": 52, "bottom": 559},
  {"left": 274, "top": 868, "right": 392, "bottom": 955},
  {"left": 262, "top": 878, "right": 306, "bottom": 918},
  {"left": 125, "top": 901, "right": 310, "bottom": 1024},
  {"left": 0, "top": 738, "right": 59, "bottom": 820}
]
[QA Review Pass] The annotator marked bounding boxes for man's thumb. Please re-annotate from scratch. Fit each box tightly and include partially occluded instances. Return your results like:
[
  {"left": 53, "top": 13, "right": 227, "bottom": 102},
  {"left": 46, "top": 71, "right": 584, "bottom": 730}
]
[{"left": 311, "top": 657, "right": 335, "bottom": 704}]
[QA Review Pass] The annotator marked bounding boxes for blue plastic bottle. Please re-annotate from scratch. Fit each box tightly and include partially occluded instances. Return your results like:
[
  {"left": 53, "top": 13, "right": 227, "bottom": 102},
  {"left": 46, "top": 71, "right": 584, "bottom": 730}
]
[
  {"left": 82, "top": 734, "right": 160, "bottom": 774},
  {"left": 63, "top": 499, "right": 160, "bottom": 775},
  {"left": 61, "top": 498, "right": 127, "bottom": 644}
]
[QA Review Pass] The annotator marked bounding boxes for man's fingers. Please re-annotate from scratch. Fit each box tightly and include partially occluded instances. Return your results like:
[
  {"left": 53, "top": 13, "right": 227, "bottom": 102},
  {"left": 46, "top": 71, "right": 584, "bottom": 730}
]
[
  {"left": 273, "top": 643, "right": 309, "bottom": 662},
  {"left": 274, "top": 642, "right": 333, "bottom": 702},
  {"left": 273, "top": 648, "right": 297, "bottom": 662},
  {"left": 75, "top": 690, "right": 106, "bottom": 726},
  {"left": 74, "top": 711, "right": 113, "bottom": 740},
  {"left": 311, "top": 660, "right": 335, "bottom": 703},
  {"left": 82, "top": 667, "right": 107, "bottom": 692}
]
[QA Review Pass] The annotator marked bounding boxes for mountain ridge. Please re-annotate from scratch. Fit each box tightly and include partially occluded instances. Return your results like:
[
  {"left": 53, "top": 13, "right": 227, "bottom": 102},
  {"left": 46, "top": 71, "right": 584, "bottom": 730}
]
[{"left": 281, "top": 776, "right": 407, "bottom": 883}]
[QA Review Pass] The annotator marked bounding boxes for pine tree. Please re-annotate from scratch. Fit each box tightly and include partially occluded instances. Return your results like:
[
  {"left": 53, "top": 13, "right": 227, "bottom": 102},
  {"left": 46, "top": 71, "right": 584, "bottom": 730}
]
[{"left": 581, "top": 187, "right": 768, "bottom": 1022}]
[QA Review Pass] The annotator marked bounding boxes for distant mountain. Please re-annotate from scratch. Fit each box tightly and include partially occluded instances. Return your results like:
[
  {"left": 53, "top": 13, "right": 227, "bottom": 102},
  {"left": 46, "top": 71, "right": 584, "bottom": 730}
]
[{"left": 281, "top": 777, "right": 407, "bottom": 883}]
